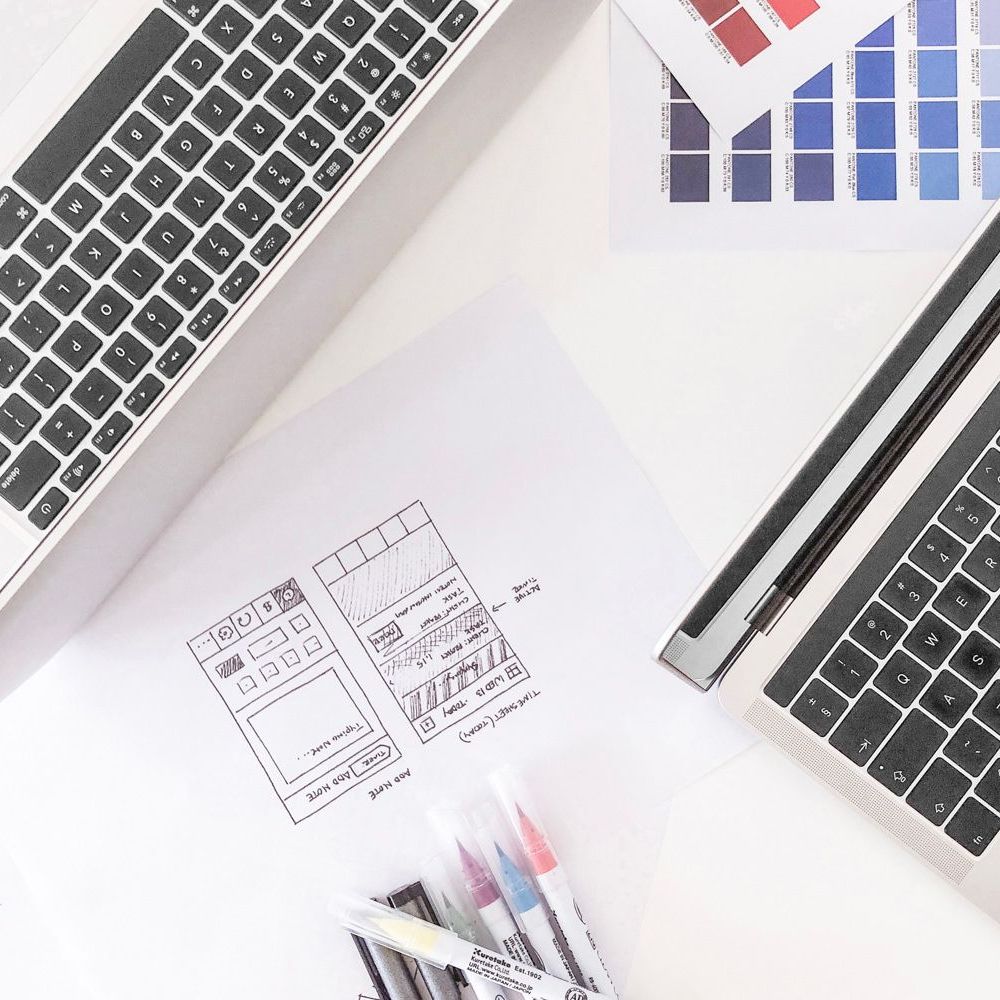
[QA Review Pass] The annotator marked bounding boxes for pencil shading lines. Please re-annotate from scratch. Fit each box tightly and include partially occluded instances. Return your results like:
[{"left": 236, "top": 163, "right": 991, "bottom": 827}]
[{"left": 216, "top": 653, "right": 245, "bottom": 679}]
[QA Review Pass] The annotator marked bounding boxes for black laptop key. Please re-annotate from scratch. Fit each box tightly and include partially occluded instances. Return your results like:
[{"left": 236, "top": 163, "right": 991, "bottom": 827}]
[
  {"left": 124, "top": 373, "right": 164, "bottom": 417},
  {"left": 0, "top": 256, "right": 40, "bottom": 306},
  {"left": 166, "top": 0, "right": 222, "bottom": 23},
  {"left": 314, "top": 148, "right": 353, "bottom": 190},
  {"left": 0, "top": 441, "right": 59, "bottom": 510},
  {"left": 945, "top": 797, "right": 1000, "bottom": 855},
  {"left": 315, "top": 79, "right": 365, "bottom": 129},
  {"left": 187, "top": 299, "right": 229, "bottom": 341},
  {"left": 143, "top": 76, "right": 193, "bottom": 126},
  {"left": 440, "top": 1, "right": 477, "bottom": 41},
  {"left": 235, "top": 106, "right": 285, "bottom": 154},
  {"left": 407, "top": 36, "right": 446, "bottom": 78},
  {"left": 940, "top": 485, "right": 995, "bottom": 542},
  {"left": 82, "top": 286, "right": 132, "bottom": 336},
  {"left": 52, "top": 183, "right": 101, "bottom": 233},
  {"left": 251, "top": 224, "right": 290, "bottom": 266},
  {"left": 163, "top": 123, "right": 212, "bottom": 173},
  {"left": 21, "top": 358, "right": 70, "bottom": 408},
  {"left": 879, "top": 562, "right": 937, "bottom": 621},
  {"left": 283, "top": 0, "right": 333, "bottom": 26},
  {"left": 219, "top": 261, "right": 259, "bottom": 304},
  {"left": 102, "top": 332, "right": 152, "bottom": 384},
  {"left": 326, "top": 1, "right": 375, "bottom": 45},
  {"left": 11, "top": 302, "right": 58, "bottom": 350},
  {"left": 295, "top": 33, "right": 344, "bottom": 82},
  {"left": 102, "top": 193, "right": 152, "bottom": 243},
  {"left": 113, "top": 111, "right": 163, "bottom": 161},
  {"left": 71, "top": 368, "right": 121, "bottom": 419},
  {"left": 206, "top": 142, "right": 256, "bottom": 191},
  {"left": 265, "top": 69, "right": 316, "bottom": 118},
  {"left": 93, "top": 412, "right": 133, "bottom": 455},
  {"left": 157, "top": 336, "right": 197, "bottom": 379},
  {"left": 920, "top": 669, "right": 977, "bottom": 727},
  {"left": 223, "top": 51, "right": 274, "bottom": 100},
  {"left": 23, "top": 219, "right": 71, "bottom": 269},
  {"left": 364, "top": 0, "right": 391, "bottom": 9},
  {"left": 28, "top": 487, "right": 68, "bottom": 530},
  {"left": 40, "top": 404, "right": 90, "bottom": 457},
  {"left": 143, "top": 213, "right": 195, "bottom": 264},
  {"left": 933, "top": 573, "right": 989, "bottom": 630},
  {"left": 405, "top": 0, "right": 450, "bottom": 21},
  {"left": 134, "top": 295, "right": 183, "bottom": 347},
  {"left": 112, "top": 251, "right": 163, "bottom": 300},
  {"left": 0, "top": 394, "right": 39, "bottom": 444},
  {"left": 254, "top": 14, "right": 303, "bottom": 62},
  {"left": 236, "top": 0, "right": 281, "bottom": 14},
  {"left": 977, "top": 759, "right": 1000, "bottom": 812},
  {"left": 910, "top": 524, "right": 966, "bottom": 582},
  {"left": 969, "top": 449, "right": 1000, "bottom": 504},
  {"left": 0, "top": 188, "right": 36, "bottom": 249},
  {"left": 71, "top": 230, "right": 121, "bottom": 279},
  {"left": 945, "top": 718, "right": 1000, "bottom": 776},
  {"left": 13, "top": 11, "right": 187, "bottom": 203},
  {"left": 82, "top": 147, "right": 132, "bottom": 197},
  {"left": 40, "top": 266, "right": 90, "bottom": 316},
  {"left": 906, "top": 758, "right": 970, "bottom": 826},
  {"left": 0, "top": 338, "right": 27, "bottom": 388},
  {"left": 903, "top": 610, "right": 960, "bottom": 668},
  {"left": 345, "top": 111, "right": 384, "bottom": 154},
  {"left": 284, "top": 115, "right": 333, "bottom": 164},
  {"left": 205, "top": 4, "right": 254, "bottom": 52},
  {"left": 174, "top": 177, "right": 225, "bottom": 227},
  {"left": 964, "top": 533, "right": 1000, "bottom": 592},
  {"left": 174, "top": 39, "right": 224, "bottom": 90},
  {"left": 132, "top": 158, "right": 183, "bottom": 208},
  {"left": 951, "top": 631, "right": 1000, "bottom": 688},
  {"left": 163, "top": 260, "right": 213, "bottom": 311},
  {"left": 849, "top": 602, "right": 905, "bottom": 659},
  {"left": 874, "top": 650, "right": 931, "bottom": 708},
  {"left": 255, "top": 151, "right": 304, "bottom": 200},
  {"left": 376, "top": 9, "right": 424, "bottom": 56},
  {"left": 282, "top": 186, "right": 321, "bottom": 228},
  {"left": 790, "top": 678, "right": 847, "bottom": 737},
  {"left": 60, "top": 448, "right": 100, "bottom": 493},
  {"left": 829, "top": 689, "right": 901, "bottom": 766},
  {"left": 194, "top": 224, "right": 245, "bottom": 274},
  {"left": 973, "top": 679, "right": 1000, "bottom": 737},
  {"left": 978, "top": 593, "right": 1000, "bottom": 645},
  {"left": 376, "top": 74, "right": 415, "bottom": 116},
  {"left": 193, "top": 85, "right": 245, "bottom": 136},
  {"left": 868, "top": 710, "right": 946, "bottom": 795},
  {"left": 223, "top": 187, "right": 275, "bottom": 236},
  {"left": 51, "top": 322, "right": 100, "bottom": 373},
  {"left": 346, "top": 44, "right": 394, "bottom": 94}
]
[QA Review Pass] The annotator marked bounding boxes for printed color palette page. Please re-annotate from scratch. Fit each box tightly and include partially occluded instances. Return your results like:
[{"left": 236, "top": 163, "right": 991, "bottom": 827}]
[
  {"left": 0, "top": 286, "right": 751, "bottom": 1000},
  {"left": 613, "top": 0, "right": 1000, "bottom": 250},
  {"left": 615, "top": 0, "right": 904, "bottom": 135}
]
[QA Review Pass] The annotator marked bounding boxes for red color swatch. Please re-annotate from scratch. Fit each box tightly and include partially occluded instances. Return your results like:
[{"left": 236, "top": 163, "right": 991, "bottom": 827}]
[
  {"left": 714, "top": 8, "right": 771, "bottom": 65},
  {"left": 689, "top": 0, "right": 739, "bottom": 23},
  {"left": 770, "top": 0, "right": 819, "bottom": 29}
]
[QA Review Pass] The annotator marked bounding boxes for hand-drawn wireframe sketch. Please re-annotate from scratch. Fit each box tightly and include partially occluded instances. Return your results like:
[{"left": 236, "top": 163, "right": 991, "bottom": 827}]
[
  {"left": 314, "top": 502, "right": 530, "bottom": 743},
  {"left": 187, "top": 578, "right": 401, "bottom": 822}
]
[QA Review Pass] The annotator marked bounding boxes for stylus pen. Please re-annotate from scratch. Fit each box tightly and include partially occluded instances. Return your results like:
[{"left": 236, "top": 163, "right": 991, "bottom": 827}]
[{"left": 333, "top": 894, "right": 611, "bottom": 1000}]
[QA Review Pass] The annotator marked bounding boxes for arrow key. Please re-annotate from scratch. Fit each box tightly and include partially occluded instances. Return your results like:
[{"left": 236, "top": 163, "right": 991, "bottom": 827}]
[{"left": 906, "top": 758, "right": 970, "bottom": 826}]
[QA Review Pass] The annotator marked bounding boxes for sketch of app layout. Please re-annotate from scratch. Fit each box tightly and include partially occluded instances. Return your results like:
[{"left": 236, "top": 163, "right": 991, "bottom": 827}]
[
  {"left": 314, "top": 502, "right": 529, "bottom": 742},
  {"left": 187, "top": 577, "right": 401, "bottom": 823}
]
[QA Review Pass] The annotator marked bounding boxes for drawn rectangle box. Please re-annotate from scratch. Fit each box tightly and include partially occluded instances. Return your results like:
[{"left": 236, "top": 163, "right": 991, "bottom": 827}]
[
  {"left": 187, "top": 577, "right": 402, "bottom": 822},
  {"left": 314, "top": 502, "right": 530, "bottom": 743}
]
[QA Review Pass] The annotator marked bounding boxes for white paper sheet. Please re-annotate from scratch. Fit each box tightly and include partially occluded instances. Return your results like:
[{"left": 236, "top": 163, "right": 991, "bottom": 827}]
[
  {"left": 0, "top": 285, "right": 752, "bottom": 1000},
  {"left": 614, "top": 0, "right": 904, "bottom": 137},
  {"left": 611, "top": 3, "right": 998, "bottom": 251}
]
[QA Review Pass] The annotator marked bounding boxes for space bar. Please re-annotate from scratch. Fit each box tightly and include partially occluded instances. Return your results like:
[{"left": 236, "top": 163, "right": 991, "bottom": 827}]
[{"left": 13, "top": 10, "right": 188, "bottom": 204}]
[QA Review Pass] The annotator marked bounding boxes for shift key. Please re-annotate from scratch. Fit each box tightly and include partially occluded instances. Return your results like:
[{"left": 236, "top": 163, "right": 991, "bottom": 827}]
[{"left": 0, "top": 442, "right": 60, "bottom": 511}]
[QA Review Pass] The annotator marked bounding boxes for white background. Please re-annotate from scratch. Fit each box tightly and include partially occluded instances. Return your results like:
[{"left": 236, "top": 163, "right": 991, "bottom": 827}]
[{"left": 4, "top": 0, "right": 1000, "bottom": 995}]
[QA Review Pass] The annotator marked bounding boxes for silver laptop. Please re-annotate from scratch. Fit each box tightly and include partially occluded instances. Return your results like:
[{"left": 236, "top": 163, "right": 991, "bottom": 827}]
[
  {"left": 659, "top": 205, "right": 1000, "bottom": 921},
  {"left": 0, "top": 0, "right": 543, "bottom": 698}
]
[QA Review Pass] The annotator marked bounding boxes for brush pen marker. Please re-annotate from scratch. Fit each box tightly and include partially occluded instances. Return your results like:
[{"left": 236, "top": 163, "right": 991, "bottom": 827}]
[
  {"left": 439, "top": 892, "right": 514, "bottom": 1000},
  {"left": 333, "top": 894, "right": 611, "bottom": 1000},
  {"left": 387, "top": 882, "right": 463, "bottom": 1000}
]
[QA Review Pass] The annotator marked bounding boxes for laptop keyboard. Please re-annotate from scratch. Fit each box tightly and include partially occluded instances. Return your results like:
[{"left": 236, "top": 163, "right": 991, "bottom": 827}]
[
  {"left": 765, "top": 379, "right": 1000, "bottom": 858},
  {"left": 0, "top": 0, "right": 487, "bottom": 531}
]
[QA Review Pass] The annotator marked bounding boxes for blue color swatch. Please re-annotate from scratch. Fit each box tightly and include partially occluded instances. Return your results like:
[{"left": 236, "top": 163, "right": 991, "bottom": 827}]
[
  {"left": 795, "top": 65, "right": 833, "bottom": 99},
  {"left": 982, "top": 49, "right": 1000, "bottom": 97},
  {"left": 732, "top": 155, "right": 771, "bottom": 201},
  {"left": 983, "top": 101, "right": 1000, "bottom": 148},
  {"left": 856, "top": 102, "right": 896, "bottom": 149},
  {"left": 794, "top": 102, "right": 833, "bottom": 149},
  {"left": 983, "top": 152, "right": 1000, "bottom": 198},
  {"left": 856, "top": 51, "right": 894, "bottom": 98},
  {"left": 916, "top": 0, "right": 956, "bottom": 46},
  {"left": 918, "top": 101, "right": 959, "bottom": 148},
  {"left": 856, "top": 153, "right": 897, "bottom": 200},
  {"left": 918, "top": 49, "right": 957, "bottom": 97},
  {"left": 794, "top": 153, "right": 834, "bottom": 201},
  {"left": 919, "top": 152, "right": 959, "bottom": 199},
  {"left": 857, "top": 19, "right": 894, "bottom": 47},
  {"left": 733, "top": 112, "right": 771, "bottom": 150}
]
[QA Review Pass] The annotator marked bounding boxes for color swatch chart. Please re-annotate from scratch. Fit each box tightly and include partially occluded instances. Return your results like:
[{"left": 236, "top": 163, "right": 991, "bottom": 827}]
[
  {"left": 611, "top": 0, "right": 1000, "bottom": 249},
  {"left": 688, "top": 0, "right": 820, "bottom": 67}
]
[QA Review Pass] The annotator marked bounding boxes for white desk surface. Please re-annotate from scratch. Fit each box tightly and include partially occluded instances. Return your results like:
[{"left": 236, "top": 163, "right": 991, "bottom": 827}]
[{"left": 8, "top": 0, "right": 1000, "bottom": 995}]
